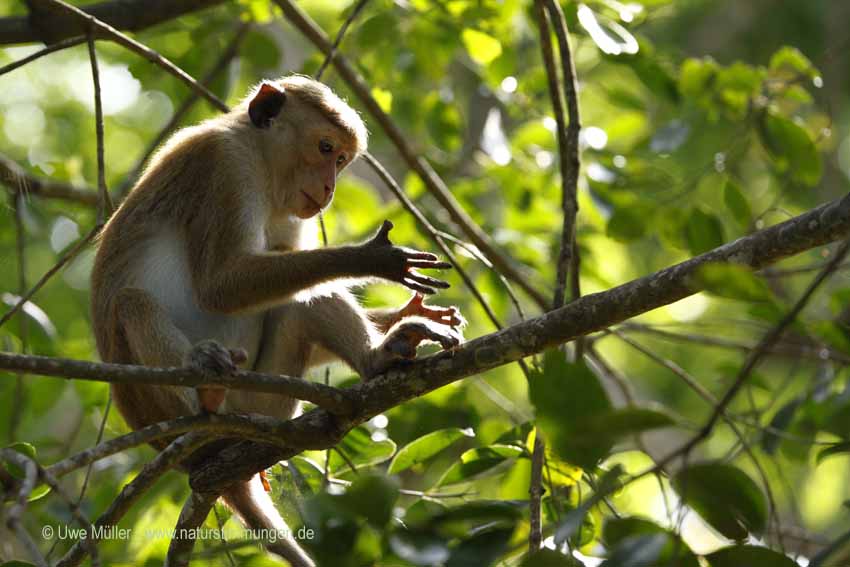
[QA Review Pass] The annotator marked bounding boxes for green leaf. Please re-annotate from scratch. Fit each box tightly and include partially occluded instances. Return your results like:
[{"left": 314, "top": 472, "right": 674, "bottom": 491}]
[
  {"left": 680, "top": 57, "right": 718, "bottom": 99},
  {"left": 437, "top": 445, "right": 523, "bottom": 486},
  {"left": 529, "top": 350, "right": 613, "bottom": 468},
  {"left": 433, "top": 500, "right": 524, "bottom": 539},
  {"left": 693, "top": 263, "right": 772, "bottom": 302},
  {"left": 769, "top": 46, "right": 818, "bottom": 79},
  {"left": 3, "top": 442, "right": 37, "bottom": 479},
  {"left": 328, "top": 426, "right": 396, "bottom": 475},
  {"left": 758, "top": 110, "right": 822, "bottom": 186},
  {"left": 602, "top": 517, "right": 699, "bottom": 567},
  {"left": 600, "top": 534, "right": 668, "bottom": 566},
  {"left": 388, "top": 530, "right": 450, "bottom": 566},
  {"left": 672, "top": 463, "right": 767, "bottom": 540},
  {"left": 446, "top": 526, "right": 514, "bottom": 567},
  {"left": 762, "top": 398, "right": 803, "bottom": 455},
  {"left": 1, "top": 442, "right": 50, "bottom": 502},
  {"left": 723, "top": 179, "right": 752, "bottom": 227},
  {"left": 337, "top": 473, "right": 400, "bottom": 528},
  {"left": 816, "top": 442, "right": 850, "bottom": 465},
  {"left": 389, "top": 427, "right": 474, "bottom": 474},
  {"left": 461, "top": 29, "right": 502, "bottom": 65},
  {"left": 685, "top": 208, "right": 725, "bottom": 255},
  {"left": 1, "top": 562, "right": 39, "bottom": 567},
  {"left": 707, "top": 545, "right": 799, "bottom": 567},
  {"left": 585, "top": 407, "right": 677, "bottom": 438},
  {"left": 606, "top": 204, "right": 652, "bottom": 242},
  {"left": 553, "top": 466, "right": 623, "bottom": 546}
]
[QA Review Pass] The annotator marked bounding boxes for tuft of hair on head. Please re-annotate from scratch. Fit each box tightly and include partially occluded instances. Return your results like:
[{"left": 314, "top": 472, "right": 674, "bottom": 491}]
[{"left": 243, "top": 75, "right": 368, "bottom": 156}]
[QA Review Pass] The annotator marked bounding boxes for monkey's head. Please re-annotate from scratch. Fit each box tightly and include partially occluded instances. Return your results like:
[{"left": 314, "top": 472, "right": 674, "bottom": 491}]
[{"left": 242, "top": 75, "right": 368, "bottom": 219}]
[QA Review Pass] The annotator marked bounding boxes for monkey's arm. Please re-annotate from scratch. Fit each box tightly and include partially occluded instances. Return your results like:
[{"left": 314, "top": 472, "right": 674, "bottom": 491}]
[{"left": 197, "top": 221, "right": 452, "bottom": 315}]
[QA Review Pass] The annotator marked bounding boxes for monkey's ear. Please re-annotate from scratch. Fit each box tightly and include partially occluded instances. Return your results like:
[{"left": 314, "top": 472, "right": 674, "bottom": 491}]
[{"left": 249, "top": 82, "right": 286, "bottom": 129}]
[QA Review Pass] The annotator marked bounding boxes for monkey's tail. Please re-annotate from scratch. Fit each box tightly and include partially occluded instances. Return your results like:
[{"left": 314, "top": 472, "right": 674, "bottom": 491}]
[{"left": 221, "top": 476, "right": 315, "bottom": 567}]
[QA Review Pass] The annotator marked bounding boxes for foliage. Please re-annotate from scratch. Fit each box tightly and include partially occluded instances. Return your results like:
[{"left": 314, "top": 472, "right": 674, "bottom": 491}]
[{"left": 1, "top": 0, "right": 850, "bottom": 566}]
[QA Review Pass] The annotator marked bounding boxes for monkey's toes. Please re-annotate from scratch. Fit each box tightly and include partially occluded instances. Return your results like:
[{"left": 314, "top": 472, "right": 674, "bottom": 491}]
[
  {"left": 185, "top": 339, "right": 240, "bottom": 376},
  {"left": 383, "top": 320, "right": 463, "bottom": 360}
]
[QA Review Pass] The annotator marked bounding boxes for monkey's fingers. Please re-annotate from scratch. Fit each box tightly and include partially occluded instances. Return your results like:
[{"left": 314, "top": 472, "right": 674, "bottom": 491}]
[
  {"left": 402, "top": 279, "right": 437, "bottom": 295},
  {"left": 229, "top": 348, "right": 248, "bottom": 366},
  {"left": 407, "top": 259, "right": 453, "bottom": 270},
  {"left": 407, "top": 272, "right": 450, "bottom": 290},
  {"left": 371, "top": 220, "right": 394, "bottom": 246},
  {"left": 404, "top": 249, "right": 441, "bottom": 261}
]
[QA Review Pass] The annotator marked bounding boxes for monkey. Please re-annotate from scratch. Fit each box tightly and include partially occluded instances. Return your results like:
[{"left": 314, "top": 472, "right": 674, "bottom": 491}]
[{"left": 90, "top": 75, "right": 464, "bottom": 567}]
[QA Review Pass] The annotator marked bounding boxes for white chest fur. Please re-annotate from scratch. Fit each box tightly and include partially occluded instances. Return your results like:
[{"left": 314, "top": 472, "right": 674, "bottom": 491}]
[{"left": 135, "top": 227, "right": 265, "bottom": 365}]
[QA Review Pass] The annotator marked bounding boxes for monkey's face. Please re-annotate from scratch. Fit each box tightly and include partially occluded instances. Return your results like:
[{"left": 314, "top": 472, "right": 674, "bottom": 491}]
[{"left": 291, "top": 128, "right": 356, "bottom": 219}]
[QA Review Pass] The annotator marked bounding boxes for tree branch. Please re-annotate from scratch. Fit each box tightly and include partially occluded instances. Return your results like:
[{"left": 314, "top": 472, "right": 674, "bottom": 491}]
[
  {"left": 187, "top": 191, "right": 850, "bottom": 494},
  {"left": 28, "top": 0, "right": 228, "bottom": 112},
  {"left": 0, "top": 352, "right": 354, "bottom": 414},
  {"left": 0, "top": 153, "right": 98, "bottom": 205},
  {"left": 1, "top": 0, "right": 225, "bottom": 45},
  {"left": 56, "top": 431, "right": 211, "bottom": 567},
  {"left": 166, "top": 490, "right": 218, "bottom": 567}
]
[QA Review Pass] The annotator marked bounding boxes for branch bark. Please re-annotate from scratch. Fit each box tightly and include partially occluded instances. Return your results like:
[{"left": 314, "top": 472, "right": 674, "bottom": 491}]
[
  {"left": 187, "top": 191, "right": 850, "bottom": 494},
  {"left": 0, "top": 352, "right": 354, "bottom": 414},
  {"left": 0, "top": 0, "right": 224, "bottom": 45}
]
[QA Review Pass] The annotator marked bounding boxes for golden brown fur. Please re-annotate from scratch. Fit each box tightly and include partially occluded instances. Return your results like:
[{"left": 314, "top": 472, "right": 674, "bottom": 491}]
[{"left": 91, "top": 76, "right": 462, "bottom": 567}]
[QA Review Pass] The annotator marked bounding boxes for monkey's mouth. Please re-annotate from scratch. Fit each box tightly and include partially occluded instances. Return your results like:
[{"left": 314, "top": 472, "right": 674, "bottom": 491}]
[{"left": 301, "top": 191, "right": 323, "bottom": 212}]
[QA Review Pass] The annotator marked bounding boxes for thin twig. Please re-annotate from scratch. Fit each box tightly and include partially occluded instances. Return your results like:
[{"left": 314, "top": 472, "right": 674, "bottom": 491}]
[
  {"left": 45, "top": 413, "right": 302, "bottom": 479},
  {"left": 2, "top": 449, "right": 102, "bottom": 565},
  {"left": 611, "top": 329, "right": 785, "bottom": 550},
  {"left": 315, "top": 0, "right": 370, "bottom": 80},
  {"left": 0, "top": 35, "right": 86, "bottom": 76},
  {"left": 543, "top": 0, "right": 582, "bottom": 312},
  {"left": 119, "top": 22, "right": 250, "bottom": 197},
  {"left": 8, "top": 191, "right": 27, "bottom": 442},
  {"left": 618, "top": 322, "right": 850, "bottom": 364},
  {"left": 0, "top": 153, "right": 98, "bottom": 205},
  {"left": 86, "top": 31, "right": 114, "bottom": 221},
  {"left": 630, "top": 237, "right": 850, "bottom": 485},
  {"left": 0, "top": 224, "right": 99, "bottom": 329},
  {"left": 3, "top": 452, "right": 48, "bottom": 567},
  {"left": 528, "top": 434, "right": 545, "bottom": 552},
  {"left": 37, "top": 0, "right": 228, "bottom": 112},
  {"left": 56, "top": 431, "right": 212, "bottom": 567}
]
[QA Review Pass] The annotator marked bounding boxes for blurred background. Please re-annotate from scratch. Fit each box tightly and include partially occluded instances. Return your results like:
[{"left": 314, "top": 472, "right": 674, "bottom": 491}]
[{"left": 1, "top": 0, "right": 849, "bottom": 565}]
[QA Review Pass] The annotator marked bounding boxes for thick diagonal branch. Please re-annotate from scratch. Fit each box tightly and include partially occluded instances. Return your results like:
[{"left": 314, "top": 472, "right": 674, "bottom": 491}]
[
  {"left": 1, "top": 0, "right": 224, "bottom": 45},
  {"left": 188, "top": 192, "right": 850, "bottom": 493}
]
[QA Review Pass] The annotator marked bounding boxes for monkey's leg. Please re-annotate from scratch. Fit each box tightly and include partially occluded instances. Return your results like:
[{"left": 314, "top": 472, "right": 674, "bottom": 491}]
[
  {"left": 112, "top": 288, "right": 241, "bottom": 419},
  {"left": 254, "top": 290, "right": 461, "bottom": 383}
]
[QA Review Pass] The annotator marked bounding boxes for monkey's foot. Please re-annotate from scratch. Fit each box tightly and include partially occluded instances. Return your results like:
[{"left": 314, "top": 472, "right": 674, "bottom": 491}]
[
  {"left": 381, "top": 318, "right": 463, "bottom": 361},
  {"left": 184, "top": 340, "right": 247, "bottom": 413},
  {"left": 400, "top": 293, "right": 465, "bottom": 329}
]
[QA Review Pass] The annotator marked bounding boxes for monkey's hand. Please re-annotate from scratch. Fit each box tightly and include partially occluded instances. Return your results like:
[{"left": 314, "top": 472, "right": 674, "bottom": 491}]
[
  {"left": 183, "top": 340, "right": 247, "bottom": 413},
  {"left": 361, "top": 220, "right": 453, "bottom": 294}
]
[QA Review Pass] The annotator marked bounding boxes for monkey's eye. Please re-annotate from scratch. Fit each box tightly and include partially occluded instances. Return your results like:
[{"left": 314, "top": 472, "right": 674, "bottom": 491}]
[
  {"left": 337, "top": 154, "right": 346, "bottom": 166},
  {"left": 319, "top": 139, "right": 334, "bottom": 154}
]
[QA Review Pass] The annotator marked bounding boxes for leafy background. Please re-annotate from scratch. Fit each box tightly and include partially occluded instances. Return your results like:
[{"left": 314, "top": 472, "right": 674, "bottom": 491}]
[{"left": 1, "top": 0, "right": 850, "bottom": 565}]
